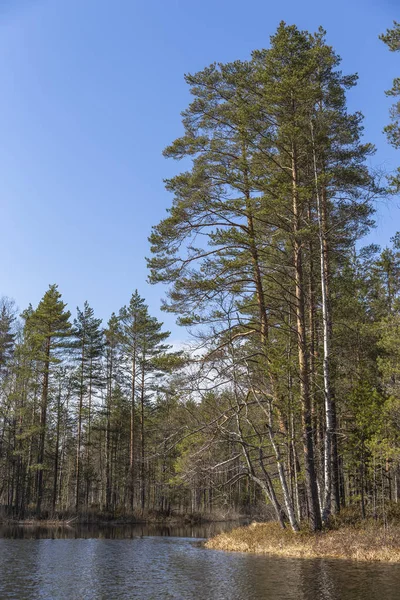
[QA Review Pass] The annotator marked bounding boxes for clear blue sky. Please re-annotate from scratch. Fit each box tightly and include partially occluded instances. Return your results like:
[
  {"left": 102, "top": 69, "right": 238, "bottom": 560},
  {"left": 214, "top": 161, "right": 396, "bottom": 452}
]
[{"left": 1, "top": 0, "right": 398, "bottom": 341}]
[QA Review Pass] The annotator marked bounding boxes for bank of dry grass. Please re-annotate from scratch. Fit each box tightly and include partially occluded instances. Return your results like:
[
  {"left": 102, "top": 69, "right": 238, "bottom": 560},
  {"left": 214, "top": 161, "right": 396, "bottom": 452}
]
[{"left": 205, "top": 518, "right": 400, "bottom": 562}]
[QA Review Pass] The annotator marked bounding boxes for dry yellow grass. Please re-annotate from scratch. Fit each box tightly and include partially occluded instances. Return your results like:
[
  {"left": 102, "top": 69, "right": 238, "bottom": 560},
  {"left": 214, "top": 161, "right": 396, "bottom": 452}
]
[{"left": 205, "top": 520, "right": 400, "bottom": 562}]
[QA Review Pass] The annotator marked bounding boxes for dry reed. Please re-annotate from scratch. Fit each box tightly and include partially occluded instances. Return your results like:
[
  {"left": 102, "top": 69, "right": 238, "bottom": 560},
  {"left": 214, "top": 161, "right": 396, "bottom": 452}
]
[{"left": 205, "top": 520, "right": 400, "bottom": 562}]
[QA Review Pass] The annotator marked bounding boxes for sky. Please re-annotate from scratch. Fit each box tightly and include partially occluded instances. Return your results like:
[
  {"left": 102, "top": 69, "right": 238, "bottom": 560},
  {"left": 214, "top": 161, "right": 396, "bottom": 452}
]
[{"left": 0, "top": 0, "right": 399, "bottom": 342}]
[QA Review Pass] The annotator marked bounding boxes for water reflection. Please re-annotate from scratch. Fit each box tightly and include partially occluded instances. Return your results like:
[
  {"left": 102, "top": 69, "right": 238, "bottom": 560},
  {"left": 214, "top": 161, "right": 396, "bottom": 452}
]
[
  {"left": 0, "top": 520, "right": 242, "bottom": 540},
  {"left": 0, "top": 526, "right": 399, "bottom": 599}
]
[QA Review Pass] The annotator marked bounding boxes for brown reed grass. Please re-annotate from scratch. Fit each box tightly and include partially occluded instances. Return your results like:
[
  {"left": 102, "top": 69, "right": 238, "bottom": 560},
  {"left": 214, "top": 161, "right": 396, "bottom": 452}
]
[{"left": 205, "top": 518, "right": 400, "bottom": 562}]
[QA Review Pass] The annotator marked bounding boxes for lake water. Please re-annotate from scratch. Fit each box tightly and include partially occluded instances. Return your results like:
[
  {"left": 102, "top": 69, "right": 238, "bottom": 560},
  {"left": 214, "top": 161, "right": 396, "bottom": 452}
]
[{"left": 0, "top": 523, "right": 399, "bottom": 599}]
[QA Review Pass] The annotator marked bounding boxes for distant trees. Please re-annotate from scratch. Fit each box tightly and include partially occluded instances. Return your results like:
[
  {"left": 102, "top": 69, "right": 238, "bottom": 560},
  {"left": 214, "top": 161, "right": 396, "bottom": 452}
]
[
  {"left": 380, "top": 21, "right": 400, "bottom": 190},
  {"left": 119, "top": 290, "right": 170, "bottom": 511},
  {"left": 0, "top": 298, "right": 16, "bottom": 374},
  {"left": 23, "top": 285, "right": 72, "bottom": 516},
  {"left": 0, "top": 286, "right": 194, "bottom": 519},
  {"left": 74, "top": 301, "right": 103, "bottom": 511}
]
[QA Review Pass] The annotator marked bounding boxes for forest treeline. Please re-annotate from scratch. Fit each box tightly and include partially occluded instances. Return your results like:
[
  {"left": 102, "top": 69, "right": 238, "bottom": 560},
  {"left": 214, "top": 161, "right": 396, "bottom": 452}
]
[{"left": 1, "top": 22, "right": 400, "bottom": 530}]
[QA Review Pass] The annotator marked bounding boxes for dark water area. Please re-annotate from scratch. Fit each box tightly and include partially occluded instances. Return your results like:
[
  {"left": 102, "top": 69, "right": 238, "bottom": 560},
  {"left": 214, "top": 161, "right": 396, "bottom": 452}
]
[
  {"left": 0, "top": 524, "right": 399, "bottom": 599},
  {"left": 0, "top": 520, "right": 240, "bottom": 540}
]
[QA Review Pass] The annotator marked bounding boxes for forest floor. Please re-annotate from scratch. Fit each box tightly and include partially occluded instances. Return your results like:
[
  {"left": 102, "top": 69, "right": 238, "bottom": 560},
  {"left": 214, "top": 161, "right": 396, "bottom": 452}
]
[{"left": 205, "top": 511, "right": 400, "bottom": 562}]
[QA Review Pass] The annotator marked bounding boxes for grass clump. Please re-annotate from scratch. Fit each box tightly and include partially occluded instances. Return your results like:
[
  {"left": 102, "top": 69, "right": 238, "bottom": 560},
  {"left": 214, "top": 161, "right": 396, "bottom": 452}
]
[{"left": 205, "top": 517, "right": 400, "bottom": 562}]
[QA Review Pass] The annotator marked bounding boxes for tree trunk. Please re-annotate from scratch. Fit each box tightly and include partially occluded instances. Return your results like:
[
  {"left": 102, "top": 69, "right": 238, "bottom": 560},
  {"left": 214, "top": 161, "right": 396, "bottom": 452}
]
[
  {"left": 52, "top": 384, "right": 62, "bottom": 515},
  {"left": 292, "top": 143, "right": 321, "bottom": 531},
  {"left": 140, "top": 357, "right": 145, "bottom": 512},
  {"left": 130, "top": 344, "right": 136, "bottom": 512},
  {"left": 75, "top": 342, "right": 85, "bottom": 512},
  {"left": 36, "top": 335, "right": 51, "bottom": 516}
]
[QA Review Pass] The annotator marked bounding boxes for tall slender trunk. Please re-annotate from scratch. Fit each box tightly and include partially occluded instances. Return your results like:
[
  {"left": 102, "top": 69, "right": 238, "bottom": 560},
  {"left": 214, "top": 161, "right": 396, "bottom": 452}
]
[
  {"left": 324, "top": 200, "right": 340, "bottom": 514},
  {"left": 25, "top": 386, "right": 36, "bottom": 511},
  {"left": 58, "top": 393, "right": 68, "bottom": 509},
  {"left": 52, "top": 384, "right": 62, "bottom": 514},
  {"left": 85, "top": 359, "right": 93, "bottom": 508},
  {"left": 16, "top": 372, "right": 26, "bottom": 518},
  {"left": 292, "top": 142, "right": 321, "bottom": 531},
  {"left": 310, "top": 120, "right": 339, "bottom": 519},
  {"left": 267, "top": 402, "right": 300, "bottom": 531},
  {"left": 105, "top": 349, "right": 112, "bottom": 512},
  {"left": 36, "top": 335, "right": 51, "bottom": 516},
  {"left": 130, "top": 341, "right": 136, "bottom": 511},
  {"left": 75, "top": 341, "right": 85, "bottom": 512},
  {"left": 307, "top": 202, "right": 317, "bottom": 445},
  {"left": 242, "top": 146, "right": 299, "bottom": 531},
  {"left": 140, "top": 356, "right": 145, "bottom": 512}
]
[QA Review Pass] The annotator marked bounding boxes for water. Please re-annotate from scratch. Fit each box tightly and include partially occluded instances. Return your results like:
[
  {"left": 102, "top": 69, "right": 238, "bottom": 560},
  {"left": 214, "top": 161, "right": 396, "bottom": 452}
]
[{"left": 0, "top": 523, "right": 399, "bottom": 599}]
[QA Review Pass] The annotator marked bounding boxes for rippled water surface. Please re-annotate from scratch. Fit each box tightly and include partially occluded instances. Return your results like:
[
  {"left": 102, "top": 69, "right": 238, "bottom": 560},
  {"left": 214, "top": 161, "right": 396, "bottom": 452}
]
[{"left": 0, "top": 524, "right": 399, "bottom": 599}]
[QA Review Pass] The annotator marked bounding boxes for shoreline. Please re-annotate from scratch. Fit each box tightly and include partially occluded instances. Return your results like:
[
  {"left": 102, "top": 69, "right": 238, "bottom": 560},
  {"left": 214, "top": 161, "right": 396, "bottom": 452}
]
[
  {"left": 0, "top": 514, "right": 249, "bottom": 528},
  {"left": 205, "top": 521, "right": 400, "bottom": 563}
]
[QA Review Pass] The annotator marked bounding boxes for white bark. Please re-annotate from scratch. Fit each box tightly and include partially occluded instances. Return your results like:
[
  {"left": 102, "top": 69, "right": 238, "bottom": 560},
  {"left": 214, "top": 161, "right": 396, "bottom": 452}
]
[{"left": 310, "top": 119, "right": 333, "bottom": 523}]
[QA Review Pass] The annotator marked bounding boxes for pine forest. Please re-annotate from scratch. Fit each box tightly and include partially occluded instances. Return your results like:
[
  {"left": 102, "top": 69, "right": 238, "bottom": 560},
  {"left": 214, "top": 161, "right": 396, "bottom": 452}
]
[{"left": 2, "top": 22, "right": 400, "bottom": 535}]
